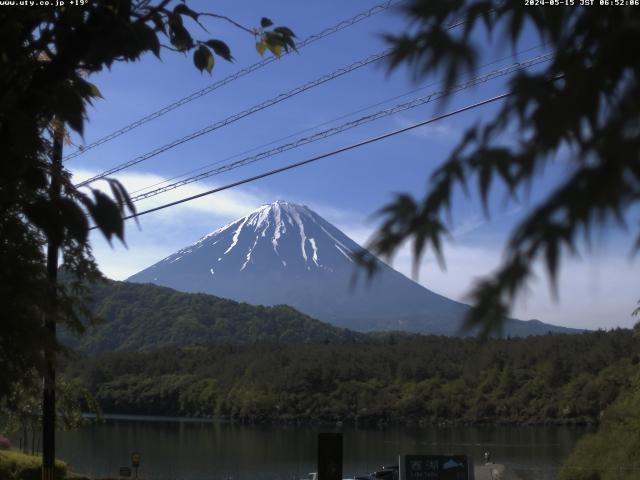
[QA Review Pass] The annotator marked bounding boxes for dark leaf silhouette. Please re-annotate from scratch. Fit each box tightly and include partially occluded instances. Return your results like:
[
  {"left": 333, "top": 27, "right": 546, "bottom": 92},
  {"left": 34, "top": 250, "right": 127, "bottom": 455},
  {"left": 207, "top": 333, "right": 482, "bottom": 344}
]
[
  {"left": 205, "top": 39, "right": 233, "bottom": 61},
  {"left": 193, "top": 44, "right": 214, "bottom": 73},
  {"left": 366, "top": 0, "right": 640, "bottom": 336},
  {"left": 0, "top": 0, "right": 296, "bottom": 399}
]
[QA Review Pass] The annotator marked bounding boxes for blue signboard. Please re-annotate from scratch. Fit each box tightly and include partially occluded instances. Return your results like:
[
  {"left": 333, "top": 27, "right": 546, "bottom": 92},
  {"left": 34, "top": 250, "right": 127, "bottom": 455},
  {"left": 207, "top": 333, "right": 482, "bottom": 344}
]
[{"left": 399, "top": 455, "right": 472, "bottom": 480}]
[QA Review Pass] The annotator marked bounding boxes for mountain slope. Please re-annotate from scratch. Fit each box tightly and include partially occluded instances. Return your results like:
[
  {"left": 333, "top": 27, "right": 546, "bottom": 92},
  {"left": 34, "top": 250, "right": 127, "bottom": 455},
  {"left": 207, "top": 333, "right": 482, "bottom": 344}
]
[
  {"left": 128, "top": 201, "right": 580, "bottom": 336},
  {"left": 61, "top": 280, "right": 363, "bottom": 354}
]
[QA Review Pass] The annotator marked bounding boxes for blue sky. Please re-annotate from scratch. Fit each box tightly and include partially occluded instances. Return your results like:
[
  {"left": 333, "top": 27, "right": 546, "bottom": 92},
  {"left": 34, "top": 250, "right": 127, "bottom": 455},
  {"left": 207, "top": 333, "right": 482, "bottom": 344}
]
[{"left": 68, "top": 0, "right": 638, "bottom": 330}]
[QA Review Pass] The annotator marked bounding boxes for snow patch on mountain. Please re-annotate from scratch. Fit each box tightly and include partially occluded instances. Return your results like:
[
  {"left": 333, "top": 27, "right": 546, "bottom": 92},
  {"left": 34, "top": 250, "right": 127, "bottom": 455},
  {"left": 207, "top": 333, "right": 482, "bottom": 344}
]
[
  {"left": 335, "top": 244, "right": 354, "bottom": 263},
  {"left": 309, "top": 238, "right": 320, "bottom": 267},
  {"left": 241, "top": 235, "right": 259, "bottom": 271},
  {"left": 128, "top": 200, "right": 579, "bottom": 337},
  {"left": 224, "top": 217, "right": 248, "bottom": 255},
  {"left": 207, "top": 200, "right": 336, "bottom": 270}
]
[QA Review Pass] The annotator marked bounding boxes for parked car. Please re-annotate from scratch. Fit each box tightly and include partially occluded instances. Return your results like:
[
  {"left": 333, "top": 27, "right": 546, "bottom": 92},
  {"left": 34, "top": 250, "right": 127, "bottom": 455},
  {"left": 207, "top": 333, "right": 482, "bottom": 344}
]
[{"left": 355, "top": 464, "right": 399, "bottom": 480}]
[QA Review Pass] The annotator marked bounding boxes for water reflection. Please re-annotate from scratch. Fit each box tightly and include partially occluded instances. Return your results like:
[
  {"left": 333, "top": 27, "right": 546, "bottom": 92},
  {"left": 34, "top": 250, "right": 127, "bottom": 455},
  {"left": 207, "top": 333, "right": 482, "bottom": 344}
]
[{"left": 56, "top": 416, "right": 591, "bottom": 480}]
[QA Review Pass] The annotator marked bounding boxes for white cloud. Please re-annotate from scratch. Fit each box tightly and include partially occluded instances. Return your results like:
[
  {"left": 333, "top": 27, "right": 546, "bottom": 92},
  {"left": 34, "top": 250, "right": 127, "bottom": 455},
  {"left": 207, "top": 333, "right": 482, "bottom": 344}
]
[
  {"left": 451, "top": 214, "right": 486, "bottom": 237},
  {"left": 72, "top": 169, "right": 264, "bottom": 219},
  {"left": 73, "top": 168, "right": 271, "bottom": 280},
  {"left": 371, "top": 238, "right": 638, "bottom": 331},
  {"left": 325, "top": 205, "right": 638, "bottom": 330},
  {"left": 393, "top": 114, "right": 458, "bottom": 140},
  {"left": 511, "top": 251, "right": 638, "bottom": 330}
]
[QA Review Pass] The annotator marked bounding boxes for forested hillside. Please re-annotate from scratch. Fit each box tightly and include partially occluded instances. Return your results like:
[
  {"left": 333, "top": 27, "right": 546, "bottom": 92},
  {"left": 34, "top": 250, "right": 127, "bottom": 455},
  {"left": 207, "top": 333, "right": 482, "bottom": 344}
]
[
  {"left": 60, "top": 280, "right": 363, "bottom": 352},
  {"left": 561, "top": 369, "right": 640, "bottom": 480},
  {"left": 64, "top": 329, "right": 639, "bottom": 425}
]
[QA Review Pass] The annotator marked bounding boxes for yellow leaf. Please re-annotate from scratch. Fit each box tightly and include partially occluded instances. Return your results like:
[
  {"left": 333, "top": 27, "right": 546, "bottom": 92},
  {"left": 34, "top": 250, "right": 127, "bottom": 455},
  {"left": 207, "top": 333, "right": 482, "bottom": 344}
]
[
  {"left": 255, "top": 41, "right": 267, "bottom": 56},
  {"left": 267, "top": 43, "right": 282, "bottom": 58},
  {"left": 37, "top": 51, "right": 51, "bottom": 63},
  {"left": 205, "top": 52, "right": 214, "bottom": 73},
  {"left": 87, "top": 82, "right": 103, "bottom": 99}
]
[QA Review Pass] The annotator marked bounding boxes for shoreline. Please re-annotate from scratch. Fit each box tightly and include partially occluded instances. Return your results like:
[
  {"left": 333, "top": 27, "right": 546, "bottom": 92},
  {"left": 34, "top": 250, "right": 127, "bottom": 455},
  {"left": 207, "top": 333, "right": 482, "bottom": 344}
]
[{"left": 84, "top": 412, "right": 599, "bottom": 429}]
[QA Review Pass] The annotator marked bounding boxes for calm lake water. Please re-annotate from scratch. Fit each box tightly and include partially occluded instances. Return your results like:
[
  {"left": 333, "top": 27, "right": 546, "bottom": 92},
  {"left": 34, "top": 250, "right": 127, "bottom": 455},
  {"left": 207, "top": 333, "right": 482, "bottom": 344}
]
[{"left": 55, "top": 415, "right": 592, "bottom": 480}]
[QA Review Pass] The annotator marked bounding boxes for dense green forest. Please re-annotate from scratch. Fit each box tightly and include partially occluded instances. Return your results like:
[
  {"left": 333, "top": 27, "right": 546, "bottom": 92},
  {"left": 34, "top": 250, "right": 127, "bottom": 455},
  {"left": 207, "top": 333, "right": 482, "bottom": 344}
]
[
  {"left": 60, "top": 280, "right": 363, "bottom": 353},
  {"left": 560, "top": 369, "right": 640, "bottom": 480},
  {"left": 63, "top": 329, "right": 639, "bottom": 425}
]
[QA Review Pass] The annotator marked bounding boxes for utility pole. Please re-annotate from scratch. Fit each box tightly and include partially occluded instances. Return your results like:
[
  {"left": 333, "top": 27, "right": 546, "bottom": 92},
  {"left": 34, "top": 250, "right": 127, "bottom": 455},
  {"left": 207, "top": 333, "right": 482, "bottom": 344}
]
[{"left": 42, "top": 123, "right": 63, "bottom": 480}]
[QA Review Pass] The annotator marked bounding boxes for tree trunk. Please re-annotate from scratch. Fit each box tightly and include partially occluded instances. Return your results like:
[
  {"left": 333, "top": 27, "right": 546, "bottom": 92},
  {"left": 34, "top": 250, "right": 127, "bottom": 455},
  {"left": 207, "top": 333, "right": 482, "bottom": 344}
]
[{"left": 42, "top": 130, "right": 62, "bottom": 480}]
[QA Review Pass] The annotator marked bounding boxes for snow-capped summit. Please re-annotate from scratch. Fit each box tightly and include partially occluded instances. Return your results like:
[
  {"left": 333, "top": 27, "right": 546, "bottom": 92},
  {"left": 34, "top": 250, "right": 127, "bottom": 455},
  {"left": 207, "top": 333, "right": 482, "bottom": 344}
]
[
  {"left": 128, "top": 201, "right": 578, "bottom": 336},
  {"left": 158, "top": 200, "right": 358, "bottom": 276}
]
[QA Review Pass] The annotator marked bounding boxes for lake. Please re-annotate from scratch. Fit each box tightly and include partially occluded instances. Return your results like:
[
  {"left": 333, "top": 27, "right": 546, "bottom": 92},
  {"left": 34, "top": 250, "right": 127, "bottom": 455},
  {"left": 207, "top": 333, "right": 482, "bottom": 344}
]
[{"left": 56, "top": 415, "right": 592, "bottom": 480}]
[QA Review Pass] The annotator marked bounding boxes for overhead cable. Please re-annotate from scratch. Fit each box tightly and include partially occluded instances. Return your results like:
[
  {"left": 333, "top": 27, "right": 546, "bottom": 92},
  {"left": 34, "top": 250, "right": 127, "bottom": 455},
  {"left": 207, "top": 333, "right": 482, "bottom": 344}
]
[
  {"left": 64, "top": 0, "right": 403, "bottom": 161},
  {"left": 76, "top": 49, "right": 391, "bottom": 187},
  {"left": 128, "top": 43, "right": 547, "bottom": 197},
  {"left": 93, "top": 91, "right": 513, "bottom": 228},
  {"left": 130, "top": 52, "right": 553, "bottom": 203}
]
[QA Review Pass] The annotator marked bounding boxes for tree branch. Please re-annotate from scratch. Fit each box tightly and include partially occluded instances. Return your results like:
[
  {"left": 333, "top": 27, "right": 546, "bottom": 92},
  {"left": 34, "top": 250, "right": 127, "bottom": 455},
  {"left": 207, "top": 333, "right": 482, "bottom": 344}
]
[{"left": 198, "top": 13, "right": 255, "bottom": 35}]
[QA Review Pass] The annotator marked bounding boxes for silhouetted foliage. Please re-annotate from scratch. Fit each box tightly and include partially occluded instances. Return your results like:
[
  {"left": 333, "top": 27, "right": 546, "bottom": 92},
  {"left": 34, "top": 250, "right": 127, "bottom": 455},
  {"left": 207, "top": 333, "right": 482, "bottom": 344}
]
[
  {"left": 0, "top": 370, "right": 101, "bottom": 455},
  {"left": 364, "top": 0, "right": 640, "bottom": 336},
  {"left": 0, "top": 1, "right": 295, "bottom": 399}
]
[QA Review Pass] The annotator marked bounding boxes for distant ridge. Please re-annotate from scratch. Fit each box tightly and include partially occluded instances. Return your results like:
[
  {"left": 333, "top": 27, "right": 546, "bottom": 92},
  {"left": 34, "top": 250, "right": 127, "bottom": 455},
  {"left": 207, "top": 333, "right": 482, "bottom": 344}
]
[
  {"left": 128, "top": 201, "right": 582, "bottom": 337},
  {"left": 61, "top": 279, "right": 363, "bottom": 354}
]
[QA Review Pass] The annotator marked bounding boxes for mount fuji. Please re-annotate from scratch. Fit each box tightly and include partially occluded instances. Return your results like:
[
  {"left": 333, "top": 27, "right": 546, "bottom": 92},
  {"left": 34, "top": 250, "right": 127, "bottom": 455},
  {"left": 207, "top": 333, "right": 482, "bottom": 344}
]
[{"left": 128, "top": 201, "right": 578, "bottom": 336}]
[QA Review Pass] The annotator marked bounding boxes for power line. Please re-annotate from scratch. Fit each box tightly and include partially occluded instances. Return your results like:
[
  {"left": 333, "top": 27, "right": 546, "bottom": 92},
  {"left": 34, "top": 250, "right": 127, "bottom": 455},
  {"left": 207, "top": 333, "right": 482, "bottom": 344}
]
[
  {"left": 75, "top": 5, "right": 478, "bottom": 187},
  {"left": 128, "top": 43, "right": 546, "bottom": 197},
  {"left": 63, "top": 0, "right": 403, "bottom": 161},
  {"left": 129, "top": 52, "right": 553, "bottom": 203},
  {"left": 76, "top": 49, "right": 392, "bottom": 188},
  {"left": 95, "top": 91, "right": 512, "bottom": 228}
]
